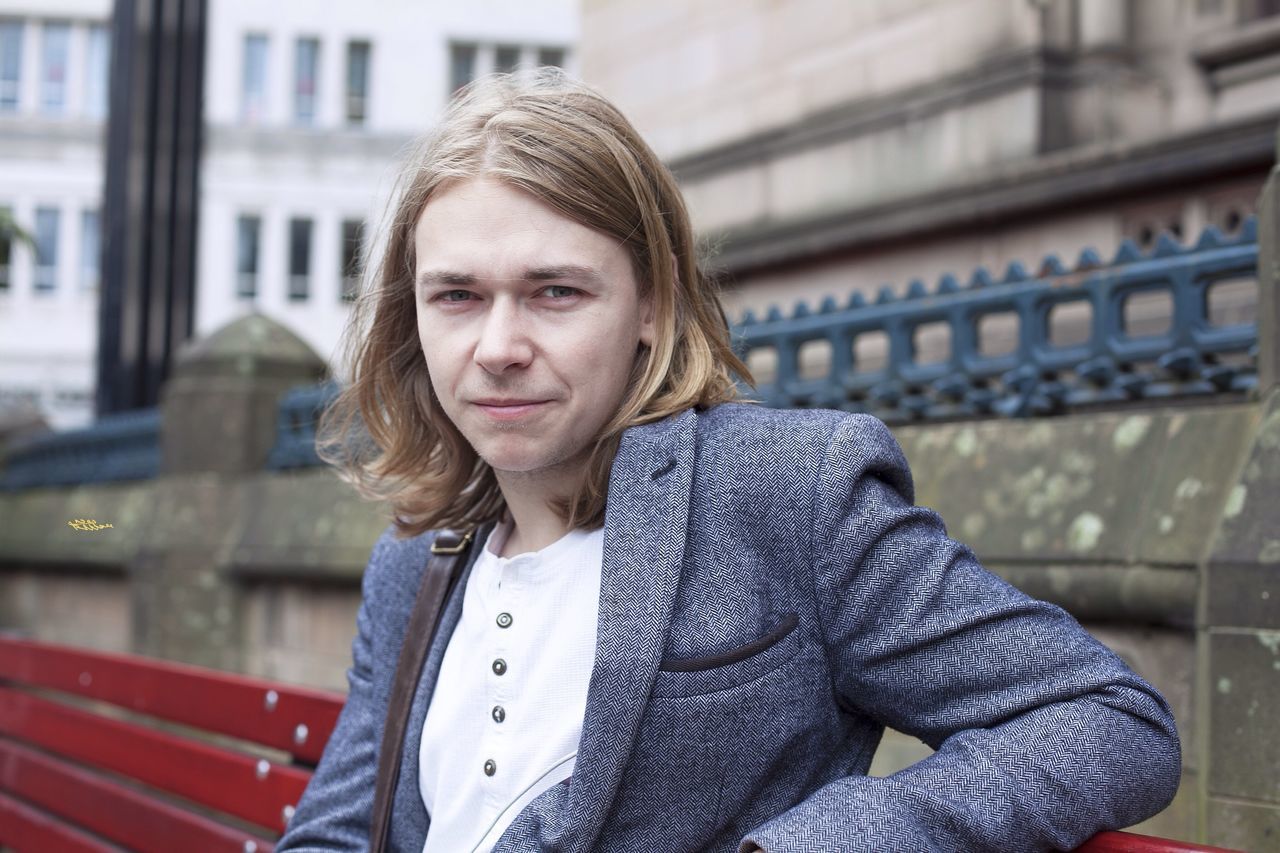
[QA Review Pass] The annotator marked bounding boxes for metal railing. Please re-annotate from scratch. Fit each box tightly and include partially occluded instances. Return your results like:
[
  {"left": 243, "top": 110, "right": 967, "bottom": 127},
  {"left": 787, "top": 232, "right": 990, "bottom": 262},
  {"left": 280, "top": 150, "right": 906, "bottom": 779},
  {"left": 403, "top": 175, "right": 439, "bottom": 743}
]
[
  {"left": 0, "top": 220, "right": 1260, "bottom": 488},
  {"left": 730, "top": 220, "right": 1258, "bottom": 422},
  {"left": 265, "top": 380, "right": 340, "bottom": 470},
  {"left": 0, "top": 408, "right": 160, "bottom": 490}
]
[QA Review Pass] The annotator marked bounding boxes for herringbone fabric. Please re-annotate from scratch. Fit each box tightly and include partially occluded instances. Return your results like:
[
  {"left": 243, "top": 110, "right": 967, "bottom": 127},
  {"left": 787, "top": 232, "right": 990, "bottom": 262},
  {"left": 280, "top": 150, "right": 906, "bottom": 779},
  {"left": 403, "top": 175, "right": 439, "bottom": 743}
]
[{"left": 277, "top": 403, "right": 1180, "bottom": 853}]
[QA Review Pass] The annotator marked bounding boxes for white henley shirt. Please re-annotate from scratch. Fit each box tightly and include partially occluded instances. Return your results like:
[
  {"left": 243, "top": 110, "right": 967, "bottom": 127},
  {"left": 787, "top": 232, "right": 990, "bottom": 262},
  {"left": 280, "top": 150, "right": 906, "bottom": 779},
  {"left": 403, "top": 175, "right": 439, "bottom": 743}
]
[{"left": 418, "top": 512, "right": 603, "bottom": 853}]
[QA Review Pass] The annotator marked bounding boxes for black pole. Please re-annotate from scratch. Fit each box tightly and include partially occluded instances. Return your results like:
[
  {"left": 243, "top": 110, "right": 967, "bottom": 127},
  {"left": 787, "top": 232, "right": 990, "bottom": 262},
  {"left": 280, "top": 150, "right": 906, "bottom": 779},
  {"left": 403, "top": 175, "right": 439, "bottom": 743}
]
[{"left": 97, "top": 0, "right": 206, "bottom": 417}]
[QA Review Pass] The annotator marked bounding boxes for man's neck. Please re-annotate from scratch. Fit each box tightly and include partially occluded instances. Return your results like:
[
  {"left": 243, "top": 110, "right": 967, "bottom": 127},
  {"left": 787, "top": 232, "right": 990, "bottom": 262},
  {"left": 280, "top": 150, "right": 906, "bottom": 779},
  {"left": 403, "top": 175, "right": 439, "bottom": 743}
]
[{"left": 492, "top": 470, "right": 575, "bottom": 558}]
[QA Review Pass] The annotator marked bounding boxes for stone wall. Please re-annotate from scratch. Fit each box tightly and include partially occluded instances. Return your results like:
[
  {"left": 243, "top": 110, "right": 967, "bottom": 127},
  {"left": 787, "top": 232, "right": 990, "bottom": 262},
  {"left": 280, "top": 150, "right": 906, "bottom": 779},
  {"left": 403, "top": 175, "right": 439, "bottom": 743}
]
[{"left": 2, "top": 388, "right": 1274, "bottom": 846}]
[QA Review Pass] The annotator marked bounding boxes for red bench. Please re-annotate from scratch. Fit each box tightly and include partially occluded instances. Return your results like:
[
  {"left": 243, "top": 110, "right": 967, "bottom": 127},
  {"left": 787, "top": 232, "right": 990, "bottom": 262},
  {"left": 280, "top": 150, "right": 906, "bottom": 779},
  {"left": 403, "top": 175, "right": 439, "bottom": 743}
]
[
  {"left": 0, "top": 634, "right": 343, "bottom": 851},
  {"left": 0, "top": 635, "right": 1238, "bottom": 852}
]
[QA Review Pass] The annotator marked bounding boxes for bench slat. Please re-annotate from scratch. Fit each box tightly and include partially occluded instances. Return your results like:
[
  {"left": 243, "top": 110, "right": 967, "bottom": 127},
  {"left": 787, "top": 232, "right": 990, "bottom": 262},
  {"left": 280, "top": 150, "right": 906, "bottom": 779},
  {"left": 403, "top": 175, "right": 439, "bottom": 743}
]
[
  {"left": 0, "top": 738, "right": 275, "bottom": 853},
  {"left": 0, "top": 635, "right": 343, "bottom": 763},
  {"left": 1077, "top": 830, "right": 1240, "bottom": 852},
  {"left": 0, "top": 687, "right": 309, "bottom": 833},
  {"left": 0, "top": 790, "right": 121, "bottom": 853}
]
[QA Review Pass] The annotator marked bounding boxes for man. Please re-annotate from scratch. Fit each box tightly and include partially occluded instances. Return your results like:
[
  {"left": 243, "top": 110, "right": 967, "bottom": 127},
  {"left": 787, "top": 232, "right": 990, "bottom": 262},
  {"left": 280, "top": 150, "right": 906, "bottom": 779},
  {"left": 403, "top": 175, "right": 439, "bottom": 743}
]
[{"left": 278, "top": 69, "right": 1180, "bottom": 852}]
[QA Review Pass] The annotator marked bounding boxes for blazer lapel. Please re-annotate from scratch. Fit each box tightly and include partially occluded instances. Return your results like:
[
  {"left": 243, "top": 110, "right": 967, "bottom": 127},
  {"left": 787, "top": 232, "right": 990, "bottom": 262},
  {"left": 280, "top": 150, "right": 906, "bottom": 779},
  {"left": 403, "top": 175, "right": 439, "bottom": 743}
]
[
  {"left": 390, "top": 518, "right": 497, "bottom": 853},
  {"left": 558, "top": 407, "right": 698, "bottom": 852}
]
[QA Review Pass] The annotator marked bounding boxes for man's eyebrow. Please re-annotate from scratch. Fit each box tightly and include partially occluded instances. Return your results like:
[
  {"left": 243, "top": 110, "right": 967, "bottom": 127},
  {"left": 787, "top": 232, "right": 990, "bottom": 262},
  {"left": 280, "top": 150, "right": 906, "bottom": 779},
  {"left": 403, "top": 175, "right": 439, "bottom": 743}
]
[
  {"left": 416, "top": 270, "right": 476, "bottom": 289},
  {"left": 415, "top": 265, "right": 604, "bottom": 290},
  {"left": 522, "top": 265, "right": 604, "bottom": 283}
]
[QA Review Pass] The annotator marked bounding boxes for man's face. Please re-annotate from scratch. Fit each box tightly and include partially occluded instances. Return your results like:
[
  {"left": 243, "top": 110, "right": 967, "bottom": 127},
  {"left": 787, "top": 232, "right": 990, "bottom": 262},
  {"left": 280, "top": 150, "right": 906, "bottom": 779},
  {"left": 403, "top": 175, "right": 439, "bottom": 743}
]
[{"left": 413, "top": 176, "right": 655, "bottom": 490}]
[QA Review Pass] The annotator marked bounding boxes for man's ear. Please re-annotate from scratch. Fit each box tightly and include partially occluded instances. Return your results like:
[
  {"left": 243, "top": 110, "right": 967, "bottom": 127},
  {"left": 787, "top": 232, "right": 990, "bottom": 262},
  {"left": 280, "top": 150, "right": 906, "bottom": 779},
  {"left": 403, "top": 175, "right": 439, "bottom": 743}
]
[
  {"left": 638, "top": 254, "right": 673, "bottom": 350},
  {"left": 638, "top": 288, "right": 656, "bottom": 349}
]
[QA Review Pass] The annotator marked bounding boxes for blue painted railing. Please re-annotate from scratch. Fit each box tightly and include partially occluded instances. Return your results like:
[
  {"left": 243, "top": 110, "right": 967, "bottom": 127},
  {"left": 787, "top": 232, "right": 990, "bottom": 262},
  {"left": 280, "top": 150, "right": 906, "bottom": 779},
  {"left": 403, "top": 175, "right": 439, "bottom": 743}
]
[
  {"left": 0, "top": 221, "right": 1260, "bottom": 487},
  {"left": 730, "top": 220, "right": 1258, "bottom": 421},
  {"left": 0, "top": 408, "right": 161, "bottom": 490},
  {"left": 265, "top": 380, "right": 341, "bottom": 470}
]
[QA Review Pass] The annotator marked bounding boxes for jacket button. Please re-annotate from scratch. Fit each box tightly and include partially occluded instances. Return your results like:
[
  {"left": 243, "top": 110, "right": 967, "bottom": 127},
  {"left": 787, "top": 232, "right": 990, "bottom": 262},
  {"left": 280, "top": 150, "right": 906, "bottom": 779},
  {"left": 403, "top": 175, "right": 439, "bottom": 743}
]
[
  {"left": 496, "top": 612, "right": 513, "bottom": 628},
  {"left": 492, "top": 658, "right": 507, "bottom": 675},
  {"left": 484, "top": 759, "right": 496, "bottom": 776},
  {"left": 492, "top": 705, "right": 505, "bottom": 723}
]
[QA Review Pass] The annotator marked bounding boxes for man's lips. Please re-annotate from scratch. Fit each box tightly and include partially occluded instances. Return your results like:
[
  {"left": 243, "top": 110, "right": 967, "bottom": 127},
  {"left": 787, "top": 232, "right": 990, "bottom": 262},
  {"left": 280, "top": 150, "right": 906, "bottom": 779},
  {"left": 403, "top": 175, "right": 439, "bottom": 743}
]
[{"left": 473, "top": 400, "right": 551, "bottom": 420}]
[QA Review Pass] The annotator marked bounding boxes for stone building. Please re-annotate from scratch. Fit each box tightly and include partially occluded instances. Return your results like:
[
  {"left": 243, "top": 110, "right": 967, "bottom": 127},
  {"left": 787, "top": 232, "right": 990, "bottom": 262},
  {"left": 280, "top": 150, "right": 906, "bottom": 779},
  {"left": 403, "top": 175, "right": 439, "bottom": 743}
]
[{"left": 580, "top": 0, "right": 1276, "bottom": 330}]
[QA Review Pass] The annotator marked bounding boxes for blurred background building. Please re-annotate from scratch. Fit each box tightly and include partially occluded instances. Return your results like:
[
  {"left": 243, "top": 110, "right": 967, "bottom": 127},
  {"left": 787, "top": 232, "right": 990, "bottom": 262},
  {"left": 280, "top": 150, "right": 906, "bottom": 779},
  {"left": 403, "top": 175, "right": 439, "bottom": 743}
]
[
  {"left": 581, "top": 0, "right": 1276, "bottom": 374},
  {"left": 0, "top": 0, "right": 577, "bottom": 430}
]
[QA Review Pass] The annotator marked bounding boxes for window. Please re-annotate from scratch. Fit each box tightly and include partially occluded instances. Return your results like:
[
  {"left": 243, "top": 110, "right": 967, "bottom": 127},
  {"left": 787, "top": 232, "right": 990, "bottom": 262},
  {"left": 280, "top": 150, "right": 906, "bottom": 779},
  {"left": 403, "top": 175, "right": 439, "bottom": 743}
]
[
  {"left": 0, "top": 20, "right": 21, "bottom": 112},
  {"left": 241, "top": 34, "right": 268, "bottom": 122},
  {"left": 80, "top": 209, "right": 100, "bottom": 291},
  {"left": 537, "top": 47, "right": 565, "bottom": 68},
  {"left": 494, "top": 44, "right": 520, "bottom": 74},
  {"left": 288, "top": 217, "right": 311, "bottom": 301},
  {"left": 345, "top": 40, "right": 370, "bottom": 125},
  {"left": 294, "top": 37, "right": 319, "bottom": 125},
  {"left": 85, "top": 24, "right": 110, "bottom": 119},
  {"left": 34, "top": 207, "right": 59, "bottom": 292},
  {"left": 340, "top": 218, "right": 363, "bottom": 302},
  {"left": 40, "top": 21, "right": 70, "bottom": 114},
  {"left": 236, "top": 214, "right": 260, "bottom": 298},
  {"left": 0, "top": 206, "right": 13, "bottom": 292},
  {"left": 449, "top": 43, "right": 476, "bottom": 96}
]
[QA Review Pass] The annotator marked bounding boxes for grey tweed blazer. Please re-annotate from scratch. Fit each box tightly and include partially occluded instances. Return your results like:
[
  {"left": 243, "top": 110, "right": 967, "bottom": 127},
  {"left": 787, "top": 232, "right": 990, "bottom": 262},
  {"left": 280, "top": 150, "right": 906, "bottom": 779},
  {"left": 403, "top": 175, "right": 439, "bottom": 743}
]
[{"left": 278, "top": 402, "right": 1180, "bottom": 852}]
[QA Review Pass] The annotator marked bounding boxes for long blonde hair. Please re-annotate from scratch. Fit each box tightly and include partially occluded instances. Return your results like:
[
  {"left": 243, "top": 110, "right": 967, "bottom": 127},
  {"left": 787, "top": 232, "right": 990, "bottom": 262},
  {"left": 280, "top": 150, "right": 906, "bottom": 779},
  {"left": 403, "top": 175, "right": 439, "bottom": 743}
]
[{"left": 316, "top": 69, "right": 756, "bottom": 538}]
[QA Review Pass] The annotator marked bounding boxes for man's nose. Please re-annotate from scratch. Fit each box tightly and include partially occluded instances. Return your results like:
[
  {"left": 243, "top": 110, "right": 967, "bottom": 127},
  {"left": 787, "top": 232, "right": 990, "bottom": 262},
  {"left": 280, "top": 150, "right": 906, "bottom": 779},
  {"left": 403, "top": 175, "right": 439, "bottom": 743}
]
[{"left": 473, "top": 298, "right": 534, "bottom": 373}]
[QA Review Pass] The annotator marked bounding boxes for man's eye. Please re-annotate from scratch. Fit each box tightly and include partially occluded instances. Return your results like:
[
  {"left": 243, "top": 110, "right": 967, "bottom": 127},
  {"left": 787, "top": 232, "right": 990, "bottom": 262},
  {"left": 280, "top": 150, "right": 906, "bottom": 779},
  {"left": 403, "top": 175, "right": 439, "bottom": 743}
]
[
  {"left": 543, "top": 286, "right": 580, "bottom": 299},
  {"left": 437, "top": 290, "right": 471, "bottom": 302}
]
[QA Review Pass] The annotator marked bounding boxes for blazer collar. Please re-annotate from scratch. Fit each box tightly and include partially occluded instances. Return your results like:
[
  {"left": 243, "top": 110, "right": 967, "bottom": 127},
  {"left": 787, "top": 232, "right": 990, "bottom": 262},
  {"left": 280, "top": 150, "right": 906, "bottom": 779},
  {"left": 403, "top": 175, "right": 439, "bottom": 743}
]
[{"left": 556, "top": 406, "right": 699, "bottom": 851}]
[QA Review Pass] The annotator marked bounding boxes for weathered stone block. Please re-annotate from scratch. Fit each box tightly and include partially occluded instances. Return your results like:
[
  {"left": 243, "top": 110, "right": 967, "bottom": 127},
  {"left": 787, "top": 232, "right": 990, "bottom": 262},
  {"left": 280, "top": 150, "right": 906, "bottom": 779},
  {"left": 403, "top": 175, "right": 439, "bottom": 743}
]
[
  {"left": 1135, "top": 405, "right": 1260, "bottom": 567},
  {"left": 228, "top": 468, "right": 388, "bottom": 583},
  {"left": 1205, "top": 563, "right": 1280, "bottom": 631},
  {"left": 898, "top": 412, "right": 1170, "bottom": 565},
  {"left": 160, "top": 313, "right": 326, "bottom": 476},
  {"left": 0, "top": 572, "right": 129, "bottom": 653},
  {"left": 1207, "top": 391, "right": 1280, "bottom": 571},
  {"left": 1205, "top": 795, "right": 1280, "bottom": 853},
  {"left": 1206, "top": 630, "right": 1280, "bottom": 803},
  {"left": 868, "top": 728, "right": 933, "bottom": 778},
  {"left": 0, "top": 481, "right": 152, "bottom": 568}
]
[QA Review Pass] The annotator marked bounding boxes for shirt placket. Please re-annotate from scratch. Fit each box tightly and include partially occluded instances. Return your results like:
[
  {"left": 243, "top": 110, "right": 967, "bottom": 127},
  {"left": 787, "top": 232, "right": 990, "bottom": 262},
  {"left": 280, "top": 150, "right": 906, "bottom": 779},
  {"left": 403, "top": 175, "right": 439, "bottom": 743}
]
[{"left": 482, "top": 556, "right": 522, "bottom": 811}]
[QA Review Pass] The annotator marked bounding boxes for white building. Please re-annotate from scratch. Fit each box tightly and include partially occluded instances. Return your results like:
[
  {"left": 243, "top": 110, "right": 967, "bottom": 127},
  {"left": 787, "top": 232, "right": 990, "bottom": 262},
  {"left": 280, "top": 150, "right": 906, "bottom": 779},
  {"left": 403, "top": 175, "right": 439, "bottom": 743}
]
[{"left": 0, "top": 0, "right": 578, "bottom": 430}]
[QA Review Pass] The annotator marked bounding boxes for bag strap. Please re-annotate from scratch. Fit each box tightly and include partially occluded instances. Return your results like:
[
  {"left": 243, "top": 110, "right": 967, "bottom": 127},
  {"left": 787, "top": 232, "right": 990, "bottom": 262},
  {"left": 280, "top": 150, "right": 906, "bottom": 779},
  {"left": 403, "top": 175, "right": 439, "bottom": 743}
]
[{"left": 369, "top": 526, "right": 476, "bottom": 853}]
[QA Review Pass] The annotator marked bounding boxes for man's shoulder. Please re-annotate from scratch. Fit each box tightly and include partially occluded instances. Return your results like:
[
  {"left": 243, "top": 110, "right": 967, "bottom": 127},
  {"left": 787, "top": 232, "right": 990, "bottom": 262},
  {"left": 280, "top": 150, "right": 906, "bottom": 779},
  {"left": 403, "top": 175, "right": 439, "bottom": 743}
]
[
  {"left": 694, "top": 400, "right": 852, "bottom": 452},
  {"left": 688, "top": 402, "right": 853, "bottom": 493}
]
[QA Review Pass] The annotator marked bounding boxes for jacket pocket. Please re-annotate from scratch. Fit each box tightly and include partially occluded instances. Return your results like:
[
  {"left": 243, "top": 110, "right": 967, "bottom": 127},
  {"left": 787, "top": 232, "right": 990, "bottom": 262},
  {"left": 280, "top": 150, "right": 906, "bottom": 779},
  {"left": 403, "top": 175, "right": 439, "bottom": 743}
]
[{"left": 652, "top": 611, "right": 803, "bottom": 698}]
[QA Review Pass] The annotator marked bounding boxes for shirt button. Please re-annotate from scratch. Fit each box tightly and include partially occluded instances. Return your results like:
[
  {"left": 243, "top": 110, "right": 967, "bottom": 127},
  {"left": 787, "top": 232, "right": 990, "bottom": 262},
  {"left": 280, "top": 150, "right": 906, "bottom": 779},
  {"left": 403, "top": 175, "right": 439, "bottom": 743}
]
[
  {"left": 492, "top": 705, "right": 505, "bottom": 723},
  {"left": 492, "top": 658, "right": 507, "bottom": 675},
  {"left": 496, "top": 612, "right": 513, "bottom": 628},
  {"left": 484, "top": 759, "right": 496, "bottom": 776}
]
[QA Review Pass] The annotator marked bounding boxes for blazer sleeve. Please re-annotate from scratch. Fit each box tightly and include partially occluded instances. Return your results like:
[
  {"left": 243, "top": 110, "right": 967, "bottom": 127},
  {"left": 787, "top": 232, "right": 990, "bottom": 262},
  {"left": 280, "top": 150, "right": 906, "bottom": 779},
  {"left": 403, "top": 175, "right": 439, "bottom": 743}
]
[
  {"left": 741, "top": 414, "right": 1181, "bottom": 853},
  {"left": 275, "top": 527, "right": 402, "bottom": 851}
]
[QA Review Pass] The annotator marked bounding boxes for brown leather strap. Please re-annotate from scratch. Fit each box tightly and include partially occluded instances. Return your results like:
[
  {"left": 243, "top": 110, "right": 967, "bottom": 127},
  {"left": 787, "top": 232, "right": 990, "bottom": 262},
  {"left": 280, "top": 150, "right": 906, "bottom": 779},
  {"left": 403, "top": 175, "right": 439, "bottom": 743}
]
[{"left": 369, "top": 527, "right": 476, "bottom": 852}]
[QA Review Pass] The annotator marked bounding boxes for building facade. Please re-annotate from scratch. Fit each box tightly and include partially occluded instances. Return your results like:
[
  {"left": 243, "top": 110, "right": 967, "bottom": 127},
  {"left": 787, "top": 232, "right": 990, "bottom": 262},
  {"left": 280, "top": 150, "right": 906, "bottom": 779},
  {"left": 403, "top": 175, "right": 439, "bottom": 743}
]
[
  {"left": 0, "top": 0, "right": 578, "bottom": 429},
  {"left": 0, "top": 0, "right": 109, "bottom": 429},
  {"left": 580, "top": 0, "right": 1276, "bottom": 379}
]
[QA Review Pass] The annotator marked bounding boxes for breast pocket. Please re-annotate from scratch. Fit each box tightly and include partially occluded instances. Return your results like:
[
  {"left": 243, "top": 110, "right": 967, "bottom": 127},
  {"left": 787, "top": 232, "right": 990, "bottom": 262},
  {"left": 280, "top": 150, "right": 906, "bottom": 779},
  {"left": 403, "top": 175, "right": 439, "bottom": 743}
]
[{"left": 652, "top": 611, "right": 803, "bottom": 699}]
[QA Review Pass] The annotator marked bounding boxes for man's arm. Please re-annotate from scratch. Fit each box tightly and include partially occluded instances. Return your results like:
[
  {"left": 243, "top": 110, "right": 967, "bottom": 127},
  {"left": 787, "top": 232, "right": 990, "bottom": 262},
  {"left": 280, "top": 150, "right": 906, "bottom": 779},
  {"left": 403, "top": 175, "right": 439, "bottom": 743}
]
[
  {"left": 741, "top": 414, "right": 1181, "bottom": 853},
  {"left": 276, "top": 530, "right": 401, "bottom": 851}
]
